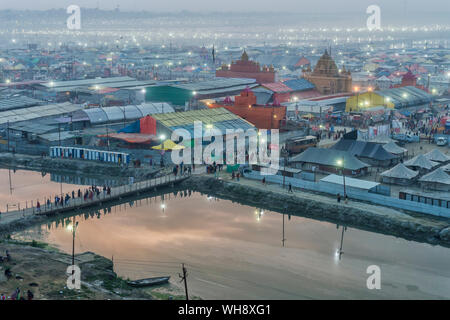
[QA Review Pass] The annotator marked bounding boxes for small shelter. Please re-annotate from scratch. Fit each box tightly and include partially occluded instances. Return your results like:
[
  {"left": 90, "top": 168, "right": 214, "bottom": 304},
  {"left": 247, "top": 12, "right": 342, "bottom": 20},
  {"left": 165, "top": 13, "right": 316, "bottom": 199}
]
[
  {"left": 404, "top": 154, "right": 438, "bottom": 173},
  {"left": 424, "top": 149, "right": 450, "bottom": 163},
  {"left": 382, "top": 141, "right": 407, "bottom": 157},
  {"left": 380, "top": 163, "right": 418, "bottom": 185},
  {"left": 152, "top": 139, "right": 185, "bottom": 150},
  {"left": 418, "top": 168, "right": 450, "bottom": 191}
]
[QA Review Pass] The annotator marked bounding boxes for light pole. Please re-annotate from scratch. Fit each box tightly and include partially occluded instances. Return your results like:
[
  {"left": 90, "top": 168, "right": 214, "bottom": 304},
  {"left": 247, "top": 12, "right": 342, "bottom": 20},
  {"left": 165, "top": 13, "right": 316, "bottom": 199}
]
[
  {"left": 281, "top": 147, "right": 289, "bottom": 188},
  {"left": 336, "top": 158, "right": 346, "bottom": 198},
  {"left": 67, "top": 217, "right": 79, "bottom": 267}
]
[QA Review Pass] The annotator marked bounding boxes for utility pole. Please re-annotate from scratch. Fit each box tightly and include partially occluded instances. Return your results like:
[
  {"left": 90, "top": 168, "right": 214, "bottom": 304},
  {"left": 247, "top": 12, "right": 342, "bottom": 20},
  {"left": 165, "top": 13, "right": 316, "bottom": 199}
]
[
  {"left": 71, "top": 217, "right": 78, "bottom": 266},
  {"left": 282, "top": 212, "right": 286, "bottom": 247},
  {"left": 179, "top": 263, "right": 189, "bottom": 300},
  {"left": 106, "top": 122, "right": 110, "bottom": 151},
  {"left": 58, "top": 123, "right": 61, "bottom": 146},
  {"left": 7, "top": 120, "right": 10, "bottom": 152}
]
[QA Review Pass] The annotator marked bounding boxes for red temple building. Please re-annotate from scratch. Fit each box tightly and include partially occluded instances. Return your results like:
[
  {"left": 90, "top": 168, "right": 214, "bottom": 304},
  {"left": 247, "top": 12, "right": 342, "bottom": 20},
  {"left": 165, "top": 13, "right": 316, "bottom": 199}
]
[
  {"left": 216, "top": 50, "right": 275, "bottom": 84},
  {"left": 393, "top": 70, "right": 427, "bottom": 91},
  {"left": 208, "top": 88, "right": 286, "bottom": 129}
]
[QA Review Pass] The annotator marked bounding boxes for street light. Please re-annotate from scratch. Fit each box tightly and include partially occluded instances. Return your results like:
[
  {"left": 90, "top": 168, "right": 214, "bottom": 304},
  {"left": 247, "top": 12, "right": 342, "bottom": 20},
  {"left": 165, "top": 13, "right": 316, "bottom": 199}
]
[
  {"left": 336, "top": 158, "right": 346, "bottom": 198},
  {"left": 67, "top": 217, "right": 79, "bottom": 268}
]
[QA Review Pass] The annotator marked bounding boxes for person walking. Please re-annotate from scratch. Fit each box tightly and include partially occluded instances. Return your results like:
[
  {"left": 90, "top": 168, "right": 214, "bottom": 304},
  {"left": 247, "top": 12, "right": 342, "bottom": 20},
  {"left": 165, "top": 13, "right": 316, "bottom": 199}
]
[
  {"left": 337, "top": 193, "right": 341, "bottom": 203},
  {"left": 36, "top": 201, "right": 41, "bottom": 213},
  {"left": 288, "top": 183, "right": 293, "bottom": 193}
]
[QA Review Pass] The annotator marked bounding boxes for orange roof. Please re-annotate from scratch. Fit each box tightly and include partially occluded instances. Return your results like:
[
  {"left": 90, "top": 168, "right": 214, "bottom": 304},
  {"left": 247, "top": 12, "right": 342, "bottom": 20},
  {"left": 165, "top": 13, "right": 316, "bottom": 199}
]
[{"left": 261, "top": 82, "right": 292, "bottom": 93}]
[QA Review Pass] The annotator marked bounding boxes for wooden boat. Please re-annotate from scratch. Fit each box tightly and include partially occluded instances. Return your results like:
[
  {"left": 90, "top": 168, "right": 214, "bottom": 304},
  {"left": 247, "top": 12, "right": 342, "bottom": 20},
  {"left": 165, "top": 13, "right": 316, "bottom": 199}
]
[{"left": 127, "top": 276, "right": 170, "bottom": 287}]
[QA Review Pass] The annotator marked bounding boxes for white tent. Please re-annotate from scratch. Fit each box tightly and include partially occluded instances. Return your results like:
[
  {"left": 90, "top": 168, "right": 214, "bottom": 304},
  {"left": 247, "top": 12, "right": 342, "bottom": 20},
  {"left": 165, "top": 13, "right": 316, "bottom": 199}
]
[
  {"left": 382, "top": 141, "right": 407, "bottom": 156},
  {"left": 419, "top": 168, "right": 450, "bottom": 191},
  {"left": 424, "top": 149, "right": 450, "bottom": 163},
  {"left": 404, "top": 154, "right": 438, "bottom": 171},
  {"left": 380, "top": 163, "right": 418, "bottom": 185}
]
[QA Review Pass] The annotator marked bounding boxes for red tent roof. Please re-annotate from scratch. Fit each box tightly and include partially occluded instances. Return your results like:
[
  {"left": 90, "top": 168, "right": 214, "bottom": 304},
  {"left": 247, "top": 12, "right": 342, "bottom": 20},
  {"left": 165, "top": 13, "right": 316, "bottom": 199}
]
[{"left": 295, "top": 57, "right": 310, "bottom": 67}]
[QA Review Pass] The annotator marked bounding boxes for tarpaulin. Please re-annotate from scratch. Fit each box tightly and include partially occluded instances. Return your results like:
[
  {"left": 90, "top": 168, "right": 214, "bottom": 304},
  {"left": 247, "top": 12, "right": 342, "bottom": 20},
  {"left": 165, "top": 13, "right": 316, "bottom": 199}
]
[
  {"left": 140, "top": 115, "right": 156, "bottom": 135},
  {"left": 98, "top": 133, "right": 157, "bottom": 144},
  {"left": 118, "top": 120, "right": 140, "bottom": 134}
]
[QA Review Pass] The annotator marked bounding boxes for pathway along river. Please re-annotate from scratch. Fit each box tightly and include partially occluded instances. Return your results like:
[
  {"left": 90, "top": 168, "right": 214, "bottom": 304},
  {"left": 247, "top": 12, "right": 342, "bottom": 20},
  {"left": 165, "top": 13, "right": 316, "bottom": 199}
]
[{"left": 3, "top": 169, "right": 450, "bottom": 299}]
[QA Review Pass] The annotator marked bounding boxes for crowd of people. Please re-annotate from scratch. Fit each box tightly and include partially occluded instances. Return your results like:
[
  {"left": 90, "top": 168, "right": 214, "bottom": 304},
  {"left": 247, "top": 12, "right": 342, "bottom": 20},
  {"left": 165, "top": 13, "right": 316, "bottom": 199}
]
[
  {"left": 1, "top": 288, "right": 34, "bottom": 300},
  {"left": 36, "top": 185, "right": 113, "bottom": 212}
]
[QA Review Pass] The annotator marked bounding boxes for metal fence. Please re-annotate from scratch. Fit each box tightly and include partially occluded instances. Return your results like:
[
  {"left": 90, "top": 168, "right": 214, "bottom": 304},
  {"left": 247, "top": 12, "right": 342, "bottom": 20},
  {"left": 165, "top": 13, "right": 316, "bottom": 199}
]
[{"left": 243, "top": 170, "right": 450, "bottom": 218}]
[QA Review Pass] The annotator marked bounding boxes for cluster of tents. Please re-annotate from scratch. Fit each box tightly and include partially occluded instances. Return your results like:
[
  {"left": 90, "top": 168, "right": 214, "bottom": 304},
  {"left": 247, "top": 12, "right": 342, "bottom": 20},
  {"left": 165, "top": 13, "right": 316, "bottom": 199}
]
[{"left": 380, "top": 148, "right": 450, "bottom": 191}]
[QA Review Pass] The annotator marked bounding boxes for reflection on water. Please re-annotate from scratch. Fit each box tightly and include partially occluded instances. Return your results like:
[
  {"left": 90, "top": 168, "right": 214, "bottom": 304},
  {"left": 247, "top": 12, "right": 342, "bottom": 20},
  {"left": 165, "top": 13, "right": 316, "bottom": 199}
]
[
  {"left": 0, "top": 168, "right": 125, "bottom": 212},
  {"left": 50, "top": 172, "right": 127, "bottom": 188},
  {"left": 13, "top": 190, "right": 450, "bottom": 300}
]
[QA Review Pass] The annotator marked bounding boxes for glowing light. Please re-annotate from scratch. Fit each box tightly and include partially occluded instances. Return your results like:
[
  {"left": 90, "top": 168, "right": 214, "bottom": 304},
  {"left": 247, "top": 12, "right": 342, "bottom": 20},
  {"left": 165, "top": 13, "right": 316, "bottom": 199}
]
[
  {"left": 141, "top": 89, "right": 146, "bottom": 94},
  {"left": 159, "top": 134, "right": 166, "bottom": 140},
  {"left": 206, "top": 124, "right": 213, "bottom": 129}
]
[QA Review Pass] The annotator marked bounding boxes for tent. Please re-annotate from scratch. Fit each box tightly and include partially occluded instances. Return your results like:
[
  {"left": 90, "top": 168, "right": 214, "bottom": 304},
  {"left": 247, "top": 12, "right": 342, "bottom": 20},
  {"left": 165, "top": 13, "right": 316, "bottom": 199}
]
[
  {"left": 424, "top": 149, "right": 450, "bottom": 163},
  {"left": 418, "top": 168, "right": 450, "bottom": 191},
  {"left": 380, "top": 163, "right": 418, "bottom": 185},
  {"left": 152, "top": 139, "right": 185, "bottom": 150},
  {"left": 382, "top": 141, "right": 407, "bottom": 156},
  {"left": 404, "top": 154, "right": 438, "bottom": 172}
]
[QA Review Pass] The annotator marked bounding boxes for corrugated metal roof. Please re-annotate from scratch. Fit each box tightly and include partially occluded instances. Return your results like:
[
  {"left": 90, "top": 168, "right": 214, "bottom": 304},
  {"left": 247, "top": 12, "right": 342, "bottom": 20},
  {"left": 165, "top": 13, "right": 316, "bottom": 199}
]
[
  {"left": 321, "top": 174, "right": 379, "bottom": 190},
  {"left": 282, "top": 79, "right": 315, "bottom": 91},
  {"left": 81, "top": 103, "right": 174, "bottom": 124},
  {"left": 42, "top": 76, "right": 135, "bottom": 88},
  {"left": 173, "top": 78, "right": 257, "bottom": 92},
  {"left": 261, "top": 82, "right": 292, "bottom": 93},
  {"left": 0, "top": 102, "right": 82, "bottom": 125},
  {"left": 0, "top": 96, "right": 44, "bottom": 111},
  {"left": 152, "top": 107, "right": 254, "bottom": 135}
]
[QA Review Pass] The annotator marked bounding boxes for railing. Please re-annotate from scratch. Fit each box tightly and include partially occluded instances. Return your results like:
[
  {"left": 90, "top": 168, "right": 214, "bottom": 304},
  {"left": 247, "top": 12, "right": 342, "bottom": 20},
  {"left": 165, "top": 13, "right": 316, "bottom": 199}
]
[{"left": 2, "top": 172, "right": 189, "bottom": 218}]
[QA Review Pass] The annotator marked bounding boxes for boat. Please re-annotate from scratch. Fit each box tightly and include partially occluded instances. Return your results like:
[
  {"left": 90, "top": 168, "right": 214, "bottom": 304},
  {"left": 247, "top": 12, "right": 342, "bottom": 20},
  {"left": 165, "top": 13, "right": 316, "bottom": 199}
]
[{"left": 127, "top": 276, "right": 170, "bottom": 288}]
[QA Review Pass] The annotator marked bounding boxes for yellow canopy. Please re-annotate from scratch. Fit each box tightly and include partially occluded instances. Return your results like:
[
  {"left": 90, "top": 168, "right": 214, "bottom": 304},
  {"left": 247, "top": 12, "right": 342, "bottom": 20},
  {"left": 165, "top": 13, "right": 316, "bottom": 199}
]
[{"left": 152, "top": 139, "right": 185, "bottom": 150}]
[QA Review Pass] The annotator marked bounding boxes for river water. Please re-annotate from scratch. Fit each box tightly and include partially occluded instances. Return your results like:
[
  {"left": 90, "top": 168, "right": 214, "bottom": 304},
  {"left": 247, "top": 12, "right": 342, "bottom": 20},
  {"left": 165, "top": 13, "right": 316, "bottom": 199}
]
[{"left": 3, "top": 169, "right": 450, "bottom": 299}]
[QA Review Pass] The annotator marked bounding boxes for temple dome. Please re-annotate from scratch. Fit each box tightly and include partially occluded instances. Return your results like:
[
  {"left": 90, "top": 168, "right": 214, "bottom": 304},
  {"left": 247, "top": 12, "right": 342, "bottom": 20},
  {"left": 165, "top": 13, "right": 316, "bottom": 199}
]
[{"left": 312, "top": 49, "right": 339, "bottom": 77}]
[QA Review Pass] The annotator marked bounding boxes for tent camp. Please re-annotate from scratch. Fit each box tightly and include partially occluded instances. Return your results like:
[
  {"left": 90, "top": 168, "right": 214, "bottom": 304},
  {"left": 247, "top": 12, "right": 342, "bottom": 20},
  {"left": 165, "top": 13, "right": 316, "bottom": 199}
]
[
  {"left": 382, "top": 141, "right": 408, "bottom": 157},
  {"left": 380, "top": 163, "right": 418, "bottom": 185},
  {"left": 331, "top": 139, "right": 398, "bottom": 167},
  {"left": 289, "top": 147, "right": 370, "bottom": 176},
  {"left": 418, "top": 168, "right": 450, "bottom": 191},
  {"left": 404, "top": 154, "right": 438, "bottom": 173},
  {"left": 424, "top": 149, "right": 450, "bottom": 163}
]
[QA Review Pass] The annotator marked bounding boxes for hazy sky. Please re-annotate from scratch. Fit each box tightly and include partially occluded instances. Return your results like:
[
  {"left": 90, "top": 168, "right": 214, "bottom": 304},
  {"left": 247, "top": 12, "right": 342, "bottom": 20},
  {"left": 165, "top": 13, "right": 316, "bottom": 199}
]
[{"left": 1, "top": 0, "right": 448, "bottom": 13}]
